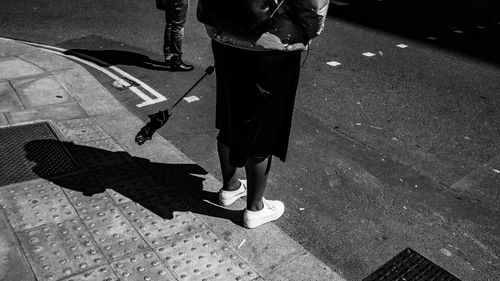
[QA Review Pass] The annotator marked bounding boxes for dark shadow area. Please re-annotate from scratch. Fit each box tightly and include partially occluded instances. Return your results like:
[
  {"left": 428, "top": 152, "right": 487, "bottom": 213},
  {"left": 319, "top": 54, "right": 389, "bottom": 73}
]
[
  {"left": 24, "top": 139, "right": 243, "bottom": 224},
  {"left": 328, "top": 0, "right": 500, "bottom": 65},
  {"left": 64, "top": 49, "right": 171, "bottom": 71}
]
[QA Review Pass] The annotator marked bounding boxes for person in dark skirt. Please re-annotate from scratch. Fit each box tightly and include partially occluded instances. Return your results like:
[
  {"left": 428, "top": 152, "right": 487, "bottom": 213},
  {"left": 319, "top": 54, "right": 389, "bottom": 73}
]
[{"left": 197, "top": 0, "right": 329, "bottom": 228}]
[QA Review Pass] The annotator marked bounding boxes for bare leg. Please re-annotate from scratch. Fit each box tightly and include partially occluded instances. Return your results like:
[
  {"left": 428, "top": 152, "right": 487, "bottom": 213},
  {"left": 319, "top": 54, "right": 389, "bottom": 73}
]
[
  {"left": 217, "top": 141, "right": 241, "bottom": 191},
  {"left": 245, "top": 156, "right": 271, "bottom": 211}
]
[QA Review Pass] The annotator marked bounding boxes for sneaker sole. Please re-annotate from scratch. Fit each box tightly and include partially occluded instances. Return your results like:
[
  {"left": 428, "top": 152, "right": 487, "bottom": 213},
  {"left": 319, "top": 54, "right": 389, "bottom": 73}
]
[{"left": 243, "top": 210, "right": 284, "bottom": 229}]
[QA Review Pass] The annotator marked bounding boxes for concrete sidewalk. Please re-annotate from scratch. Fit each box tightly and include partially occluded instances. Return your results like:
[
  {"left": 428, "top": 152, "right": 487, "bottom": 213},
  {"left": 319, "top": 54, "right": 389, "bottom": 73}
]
[{"left": 0, "top": 38, "right": 345, "bottom": 281}]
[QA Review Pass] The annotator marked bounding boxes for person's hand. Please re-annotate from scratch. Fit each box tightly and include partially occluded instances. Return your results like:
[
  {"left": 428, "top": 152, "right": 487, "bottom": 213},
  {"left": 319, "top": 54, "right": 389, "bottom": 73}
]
[
  {"left": 284, "top": 43, "right": 307, "bottom": 51},
  {"left": 256, "top": 32, "right": 286, "bottom": 50},
  {"left": 256, "top": 32, "right": 308, "bottom": 51}
]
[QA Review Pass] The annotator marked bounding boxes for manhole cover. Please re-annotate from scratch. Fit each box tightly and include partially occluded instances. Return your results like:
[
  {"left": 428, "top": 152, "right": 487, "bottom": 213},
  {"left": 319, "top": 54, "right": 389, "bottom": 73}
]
[
  {"left": 0, "top": 122, "right": 80, "bottom": 186},
  {"left": 363, "top": 248, "right": 461, "bottom": 281}
]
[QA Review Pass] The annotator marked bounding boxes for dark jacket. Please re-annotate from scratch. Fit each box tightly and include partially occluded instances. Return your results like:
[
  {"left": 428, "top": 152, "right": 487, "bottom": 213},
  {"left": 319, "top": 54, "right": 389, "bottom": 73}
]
[{"left": 197, "top": 0, "right": 329, "bottom": 51}]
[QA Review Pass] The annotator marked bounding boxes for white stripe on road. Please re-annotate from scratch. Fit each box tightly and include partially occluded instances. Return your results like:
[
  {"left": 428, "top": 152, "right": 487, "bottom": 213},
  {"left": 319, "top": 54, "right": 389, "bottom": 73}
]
[{"left": 14, "top": 39, "right": 167, "bottom": 108}]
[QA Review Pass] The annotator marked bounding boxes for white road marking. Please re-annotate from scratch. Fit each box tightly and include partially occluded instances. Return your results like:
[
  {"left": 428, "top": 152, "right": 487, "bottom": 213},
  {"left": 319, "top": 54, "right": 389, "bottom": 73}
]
[
  {"left": 13, "top": 39, "right": 167, "bottom": 108},
  {"left": 426, "top": 36, "right": 438, "bottom": 40},
  {"left": 362, "top": 52, "right": 376, "bottom": 57},
  {"left": 396, "top": 44, "right": 408, "bottom": 48},
  {"left": 184, "top": 96, "right": 199, "bottom": 103},
  {"left": 453, "top": 30, "right": 464, "bottom": 34},
  {"left": 326, "top": 61, "right": 341, "bottom": 66}
]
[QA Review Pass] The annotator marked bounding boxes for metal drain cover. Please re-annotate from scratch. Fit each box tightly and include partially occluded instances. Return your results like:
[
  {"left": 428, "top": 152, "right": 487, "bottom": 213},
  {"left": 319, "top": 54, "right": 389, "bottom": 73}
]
[
  {"left": 363, "top": 248, "right": 461, "bottom": 281},
  {"left": 0, "top": 122, "right": 80, "bottom": 186}
]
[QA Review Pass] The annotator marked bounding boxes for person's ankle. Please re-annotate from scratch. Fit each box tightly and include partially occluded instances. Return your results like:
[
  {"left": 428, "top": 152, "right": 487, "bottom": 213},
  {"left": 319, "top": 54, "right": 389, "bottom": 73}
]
[
  {"left": 247, "top": 200, "right": 264, "bottom": 212},
  {"left": 223, "top": 180, "right": 241, "bottom": 192}
]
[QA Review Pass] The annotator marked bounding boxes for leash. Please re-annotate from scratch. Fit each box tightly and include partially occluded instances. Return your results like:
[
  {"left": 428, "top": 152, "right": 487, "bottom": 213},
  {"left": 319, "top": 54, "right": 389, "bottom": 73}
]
[{"left": 135, "top": 65, "right": 215, "bottom": 145}]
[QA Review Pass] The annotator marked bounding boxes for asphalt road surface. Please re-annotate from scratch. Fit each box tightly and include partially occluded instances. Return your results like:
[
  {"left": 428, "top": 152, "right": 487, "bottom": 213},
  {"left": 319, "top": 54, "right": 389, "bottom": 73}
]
[{"left": 2, "top": 0, "right": 499, "bottom": 280}]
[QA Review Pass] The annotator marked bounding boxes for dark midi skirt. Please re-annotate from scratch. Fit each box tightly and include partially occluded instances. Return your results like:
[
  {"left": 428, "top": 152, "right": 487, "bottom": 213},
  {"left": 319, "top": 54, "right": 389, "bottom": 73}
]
[{"left": 212, "top": 40, "right": 301, "bottom": 167}]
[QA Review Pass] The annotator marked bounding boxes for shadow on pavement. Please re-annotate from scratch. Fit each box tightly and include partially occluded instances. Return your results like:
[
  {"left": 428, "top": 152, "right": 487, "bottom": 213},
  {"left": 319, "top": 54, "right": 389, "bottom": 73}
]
[
  {"left": 24, "top": 139, "right": 243, "bottom": 225},
  {"left": 328, "top": 0, "right": 500, "bottom": 65},
  {"left": 64, "top": 49, "right": 172, "bottom": 71}
]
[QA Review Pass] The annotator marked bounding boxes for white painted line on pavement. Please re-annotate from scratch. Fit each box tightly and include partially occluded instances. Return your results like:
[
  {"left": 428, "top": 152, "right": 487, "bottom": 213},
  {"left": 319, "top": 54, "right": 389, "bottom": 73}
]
[
  {"left": 15, "top": 40, "right": 167, "bottom": 108},
  {"left": 396, "top": 44, "right": 408, "bottom": 48},
  {"left": 327, "top": 61, "right": 342, "bottom": 66},
  {"left": 362, "top": 52, "right": 376, "bottom": 57},
  {"left": 184, "top": 96, "right": 199, "bottom": 103},
  {"left": 426, "top": 36, "right": 438, "bottom": 41},
  {"left": 453, "top": 30, "right": 464, "bottom": 34}
]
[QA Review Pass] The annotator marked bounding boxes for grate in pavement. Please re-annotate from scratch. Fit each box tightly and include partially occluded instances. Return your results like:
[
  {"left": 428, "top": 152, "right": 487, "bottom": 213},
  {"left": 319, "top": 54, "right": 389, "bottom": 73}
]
[
  {"left": 0, "top": 122, "right": 80, "bottom": 186},
  {"left": 363, "top": 248, "right": 461, "bottom": 281}
]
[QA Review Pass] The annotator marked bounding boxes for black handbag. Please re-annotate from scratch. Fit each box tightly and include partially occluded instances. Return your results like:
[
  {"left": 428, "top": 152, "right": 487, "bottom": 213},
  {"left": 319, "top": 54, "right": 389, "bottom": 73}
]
[{"left": 197, "top": 0, "right": 284, "bottom": 36}]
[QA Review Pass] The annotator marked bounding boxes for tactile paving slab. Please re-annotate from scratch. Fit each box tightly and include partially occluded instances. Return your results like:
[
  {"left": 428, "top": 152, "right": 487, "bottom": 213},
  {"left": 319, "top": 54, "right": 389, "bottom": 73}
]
[
  {"left": 58, "top": 173, "right": 115, "bottom": 215},
  {"left": 111, "top": 250, "right": 176, "bottom": 281},
  {"left": 59, "top": 265, "right": 119, "bottom": 281},
  {"left": 16, "top": 218, "right": 106, "bottom": 281},
  {"left": 155, "top": 230, "right": 258, "bottom": 281},
  {"left": 57, "top": 172, "right": 106, "bottom": 195},
  {"left": 0, "top": 180, "right": 77, "bottom": 230},
  {"left": 95, "top": 164, "right": 168, "bottom": 204},
  {"left": 362, "top": 248, "right": 461, "bottom": 281},
  {"left": 66, "top": 138, "right": 134, "bottom": 170},
  {"left": 0, "top": 122, "right": 80, "bottom": 186},
  {"left": 53, "top": 118, "right": 109, "bottom": 144},
  {"left": 65, "top": 188, "right": 116, "bottom": 215},
  {"left": 80, "top": 206, "right": 149, "bottom": 261},
  {"left": 120, "top": 199, "right": 207, "bottom": 248}
]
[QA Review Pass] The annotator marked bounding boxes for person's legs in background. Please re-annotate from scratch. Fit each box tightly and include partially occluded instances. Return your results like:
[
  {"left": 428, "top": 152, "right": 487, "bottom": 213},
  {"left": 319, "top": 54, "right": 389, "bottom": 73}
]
[{"left": 163, "top": 0, "right": 193, "bottom": 71}]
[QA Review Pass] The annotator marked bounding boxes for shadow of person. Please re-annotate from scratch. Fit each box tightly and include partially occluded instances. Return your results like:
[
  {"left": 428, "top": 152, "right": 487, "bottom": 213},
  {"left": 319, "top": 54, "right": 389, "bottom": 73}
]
[
  {"left": 24, "top": 139, "right": 243, "bottom": 225},
  {"left": 64, "top": 49, "right": 171, "bottom": 71}
]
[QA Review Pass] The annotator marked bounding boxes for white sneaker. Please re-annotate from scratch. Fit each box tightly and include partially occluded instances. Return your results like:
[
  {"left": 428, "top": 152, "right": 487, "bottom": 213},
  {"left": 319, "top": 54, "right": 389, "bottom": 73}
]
[
  {"left": 219, "top": 179, "right": 247, "bottom": 206},
  {"left": 243, "top": 198, "right": 285, "bottom": 229}
]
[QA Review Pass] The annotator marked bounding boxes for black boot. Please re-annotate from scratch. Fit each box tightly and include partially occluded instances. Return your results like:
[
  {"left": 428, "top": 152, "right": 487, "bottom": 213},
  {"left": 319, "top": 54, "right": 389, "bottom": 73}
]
[
  {"left": 170, "top": 55, "right": 194, "bottom": 72},
  {"left": 164, "top": 53, "right": 175, "bottom": 67}
]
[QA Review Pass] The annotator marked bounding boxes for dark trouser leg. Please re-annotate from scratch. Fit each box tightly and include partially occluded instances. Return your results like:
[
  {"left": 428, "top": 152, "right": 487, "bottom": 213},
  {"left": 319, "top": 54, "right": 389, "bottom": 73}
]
[{"left": 164, "top": 0, "right": 187, "bottom": 57}]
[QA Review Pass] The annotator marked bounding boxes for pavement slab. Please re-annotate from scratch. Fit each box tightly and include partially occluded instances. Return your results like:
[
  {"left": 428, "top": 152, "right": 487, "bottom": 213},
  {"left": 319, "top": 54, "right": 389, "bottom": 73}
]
[
  {"left": 111, "top": 251, "right": 176, "bottom": 281},
  {"left": 0, "top": 209, "right": 36, "bottom": 281},
  {"left": 0, "top": 81, "right": 24, "bottom": 112},
  {"left": 16, "top": 218, "right": 106, "bottom": 281},
  {"left": 53, "top": 118, "right": 110, "bottom": 144},
  {"left": 119, "top": 200, "right": 207, "bottom": 248},
  {"left": 58, "top": 265, "right": 119, "bottom": 281},
  {"left": 0, "top": 113, "right": 8, "bottom": 126},
  {"left": 19, "top": 49, "right": 77, "bottom": 72},
  {"left": 12, "top": 74, "right": 73, "bottom": 107},
  {"left": 80, "top": 206, "right": 149, "bottom": 262},
  {"left": 0, "top": 180, "right": 78, "bottom": 231},
  {"left": 264, "top": 252, "right": 345, "bottom": 281},
  {"left": 0, "top": 57, "right": 45, "bottom": 80},
  {"left": 154, "top": 230, "right": 259, "bottom": 281},
  {"left": 5, "top": 103, "right": 89, "bottom": 124}
]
